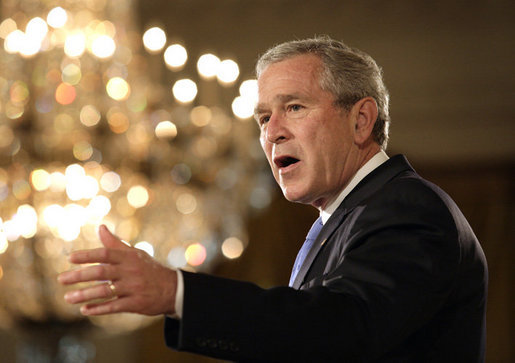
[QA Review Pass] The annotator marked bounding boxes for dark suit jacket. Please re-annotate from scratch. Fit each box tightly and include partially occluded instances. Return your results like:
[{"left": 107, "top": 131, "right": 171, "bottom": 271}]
[{"left": 164, "top": 155, "right": 488, "bottom": 362}]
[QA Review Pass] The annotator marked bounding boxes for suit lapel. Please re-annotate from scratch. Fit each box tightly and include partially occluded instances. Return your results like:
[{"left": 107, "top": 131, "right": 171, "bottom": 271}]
[{"left": 292, "top": 155, "right": 414, "bottom": 290}]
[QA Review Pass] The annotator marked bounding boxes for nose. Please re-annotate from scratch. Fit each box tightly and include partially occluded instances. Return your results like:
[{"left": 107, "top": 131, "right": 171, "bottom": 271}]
[{"left": 264, "top": 113, "right": 289, "bottom": 144}]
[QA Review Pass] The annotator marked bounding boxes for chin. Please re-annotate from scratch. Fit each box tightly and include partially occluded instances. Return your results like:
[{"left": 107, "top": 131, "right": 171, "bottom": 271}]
[
  {"left": 281, "top": 186, "right": 311, "bottom": 205},
  {"left": 280, "top": 186, "right": 297, "bottom": 202}
]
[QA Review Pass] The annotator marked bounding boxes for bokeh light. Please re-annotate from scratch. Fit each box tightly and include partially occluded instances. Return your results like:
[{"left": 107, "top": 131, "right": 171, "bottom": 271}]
[
  {"left": 25, "top": 17, "right": 48, "bottom": 40},
  {"left": 197, "top": 53, "right": 220, "bottom": 79},
  {"left": 106, "top": 77, "right": 130, "bottom": 101},
  {"left": 100, "top": 171, "right": 122, "bottom": 192},
  {"left": 91, "top": 35, "right": 116, "bottom": 59},
  {"left": 167, "top": 246, "right": 187, "bottom": 268},
  {"left": 66, "top": 163, "right": 85, "bottom": 179},
  {"left": 30, "top": 169, "right": 51, "bottom": 191},
  {"left": 232, "top": 96, "right": 254, "bottom": 119},
  {"left": 50, "top": 172, "right": 66, "bottom": 192},
  {"left": 73, "top": 141, "right": 94, "bottom": 161},
  {"left": 18, "top": 36, "right": 39, "bottom": 58},
  {"left": 15, "top": 204, "right": 38, "bottom": 238},
  {"left": 163, "top": 44, "right": 187, "bottom": 70},
  {"left": 43, "top": 204, "right": 64, "bottom": 229},
  {"left": 175, "top": 193, "right": 197, "bottom": 214},
  {"left": 10, "top": 81, "right": 29, "bottom": 104},
  {"left": 155, "top": 121, "right": 177, "bottom": 139},
  {"left": 190, "top": 106, "right": 212, "bottom": 127},
  {"left": 0, "top": 19, "right": 17, "bottom": 39},
  {"left": 107, "top": 107, "right": 130, "bottom": 133},
  {"left": 47, "top": 7, "right": 68, "bottom": 28},
  {"left": 239, "top": 79, "right": 258, "bottom": 100},
  {"left": 142, "top": 27, "right": 166, "bottom": 52},
  {"left": 172, "top": 79, "right": 197, "bottom": 103},
  {"left": 66, "top": 173, "right": 99, "bottom": 201},
  {"left": 87, "top": 196, "right": 111, "bottom": 221},
  {"left": 55, "top": 83, "right": 76, "bottom": 105},
  {"left": 80, "top": 105, "right": 101, "bottom": 127},
  {"left": 185, "top": 243, "right": 206, "bottom": 266},
  {"left": 64, "top": 164, "right": 99, "bottom": 201},
  {"left": 64, "top": 32, "right": 86, "bottom": 58},
  {"left": 0, "top": 222, "right": 8, "bottom": 253},
  {"left": 17, "top": 17, "right": 47, "bottom": 57},
  {"left": 217, "top": 59, "right": 239, "bottom": 85},
  {"left": 58, "top": 204, "right": 84, "bottom": 241},
  {"left": 3, "top": 218, "right": 19, "bottom": 241},
  {"left": 4, "top": 30, "right": 24, "bottom": 54},
  {"left": 5, "top": 102, "right": 24, "bottom": 119},
  {"left": 127, "top": 185, "right": 149, "bottom": 208},
  {"left": 62, "top": 64, "right": 82, "bottom": 85},
  {"left": 134, "top": 241, "right": 154, "bottom": 257},
  {"left": 221, "top": 237, "right": 244, "bottom": 259}
]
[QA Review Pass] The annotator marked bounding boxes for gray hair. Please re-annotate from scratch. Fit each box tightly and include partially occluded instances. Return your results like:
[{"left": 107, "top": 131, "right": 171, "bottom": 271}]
[{"left": 256, "top": 36, "right": 390, "bottom": 149}]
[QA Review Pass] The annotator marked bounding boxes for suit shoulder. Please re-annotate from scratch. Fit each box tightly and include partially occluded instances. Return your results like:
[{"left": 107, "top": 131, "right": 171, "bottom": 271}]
[
  {"left": 372, "top": 171, "right": 458, "bottom": 219},
  {"left": 364, "top": 171, "right": 481, "bottom": 257}
]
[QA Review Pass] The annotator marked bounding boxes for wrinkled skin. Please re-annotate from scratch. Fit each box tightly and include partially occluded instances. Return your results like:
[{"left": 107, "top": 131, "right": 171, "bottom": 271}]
[{"left": 58, "top": 225, "right": 177, "bottom": 316}]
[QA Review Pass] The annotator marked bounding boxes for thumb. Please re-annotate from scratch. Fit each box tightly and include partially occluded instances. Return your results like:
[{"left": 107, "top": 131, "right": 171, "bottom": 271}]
[{"left": 99, "top": 225, "right": 128, "bottom": 250}]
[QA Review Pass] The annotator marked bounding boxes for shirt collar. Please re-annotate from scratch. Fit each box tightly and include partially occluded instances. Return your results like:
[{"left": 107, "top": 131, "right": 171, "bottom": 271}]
[{"left": 320, "top": 150, "right": 389, "bottom": 224}]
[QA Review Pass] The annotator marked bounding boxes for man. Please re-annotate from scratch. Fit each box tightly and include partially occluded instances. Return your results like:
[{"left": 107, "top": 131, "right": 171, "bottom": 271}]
[{"left": 58, "top": 37, "right": 488, "bottom": 362}]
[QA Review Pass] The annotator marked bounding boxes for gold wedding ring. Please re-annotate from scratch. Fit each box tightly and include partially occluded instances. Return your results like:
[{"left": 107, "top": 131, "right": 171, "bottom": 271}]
[{"left": 107, "top": 281, "right": 117, "bottom": 297}]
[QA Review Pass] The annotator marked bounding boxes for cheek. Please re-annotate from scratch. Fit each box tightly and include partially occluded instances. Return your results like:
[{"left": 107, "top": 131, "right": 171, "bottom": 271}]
[
  {"left": 259, "top": 134, "right": 266, "bottom": 150},
  {"left": 260, "top": 140, "right": 274, "bottom": 165}
]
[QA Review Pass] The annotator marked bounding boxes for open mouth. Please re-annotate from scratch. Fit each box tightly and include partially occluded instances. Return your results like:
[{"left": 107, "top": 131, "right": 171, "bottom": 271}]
[{"left": 274, "top": 156, "right": 300, "bottom": 168}]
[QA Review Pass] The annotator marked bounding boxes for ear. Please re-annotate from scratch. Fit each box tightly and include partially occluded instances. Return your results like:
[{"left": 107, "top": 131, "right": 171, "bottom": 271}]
[{"left": 351, "top": 97, "right": 378, "bottom": 146}]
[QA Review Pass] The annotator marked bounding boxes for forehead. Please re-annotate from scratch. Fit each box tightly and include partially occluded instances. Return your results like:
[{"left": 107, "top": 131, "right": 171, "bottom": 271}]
[{"left": 257, "top": 54, "right": 324, "bottom": 101}]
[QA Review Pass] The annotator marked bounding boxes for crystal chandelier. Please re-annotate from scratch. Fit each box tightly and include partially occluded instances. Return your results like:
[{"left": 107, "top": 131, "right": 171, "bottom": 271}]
[{"left": 0, "top": 0, "right": 272, "bottom": 336}]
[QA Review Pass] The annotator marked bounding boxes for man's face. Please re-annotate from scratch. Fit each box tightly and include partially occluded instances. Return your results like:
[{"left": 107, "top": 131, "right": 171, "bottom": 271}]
[{"left": 256, "top": 54, "right": 360, "bottom": 209}]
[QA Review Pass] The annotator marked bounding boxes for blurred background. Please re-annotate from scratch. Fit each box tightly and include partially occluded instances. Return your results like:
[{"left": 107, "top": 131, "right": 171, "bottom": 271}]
[{"left": 0, "top": 0, "right": 513, "bottom": 362}]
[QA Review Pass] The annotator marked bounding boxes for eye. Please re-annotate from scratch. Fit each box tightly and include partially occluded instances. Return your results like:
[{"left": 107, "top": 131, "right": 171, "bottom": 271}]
[
  {"left": 259, "top": 115, "right": 270, "bottom": 126},
  {"left": 287, "top": 104, "right": 303, "bottom": 112}
]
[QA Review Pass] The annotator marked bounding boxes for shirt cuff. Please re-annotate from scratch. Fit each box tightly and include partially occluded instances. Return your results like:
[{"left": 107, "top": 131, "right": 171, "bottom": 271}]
[{"left": 174, "top": 269, "right": 184, "bottom": 318}]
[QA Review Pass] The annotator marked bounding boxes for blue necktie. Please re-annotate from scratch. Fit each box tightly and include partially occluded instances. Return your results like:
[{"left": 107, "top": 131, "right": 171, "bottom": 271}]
[{"left": 289, "top": 217, "right": 324, "bottom": 287}]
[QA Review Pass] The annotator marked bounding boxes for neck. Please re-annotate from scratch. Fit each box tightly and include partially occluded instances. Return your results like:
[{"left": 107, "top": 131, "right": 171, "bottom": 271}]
[{"left": 314, "top": 144, "right": 382, "bottom": 211}]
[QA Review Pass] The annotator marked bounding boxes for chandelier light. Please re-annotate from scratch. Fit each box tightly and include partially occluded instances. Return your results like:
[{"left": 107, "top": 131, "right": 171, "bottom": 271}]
[{"left": 0, "top": 1, "right": 272, "bottom": 355}]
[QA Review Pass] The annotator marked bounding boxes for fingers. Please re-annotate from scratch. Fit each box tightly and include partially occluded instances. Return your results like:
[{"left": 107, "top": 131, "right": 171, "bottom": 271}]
[
  {"left": 64, "top": 282, "right": 120, "bottom": 304},
  {"left": 58, "top": 263, "right": 118, "bottom": 285},
  {"left": 99, "top": 225, "right": 128, "bottom": 250},
  {"left": 67, "top": 246, "right": 125, "bottom": 265},
  {"left": 65, "top": 284, "right": 135, "bottom": 316},
  {"left": 79, "top": 297, "right": 131, "bottom": 316}
]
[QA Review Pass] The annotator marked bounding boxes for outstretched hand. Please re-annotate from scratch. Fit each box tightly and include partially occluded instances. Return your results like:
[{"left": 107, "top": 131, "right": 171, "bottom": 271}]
[{"left": 58, "top": 225, "right": 177, "bottom": 316}]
